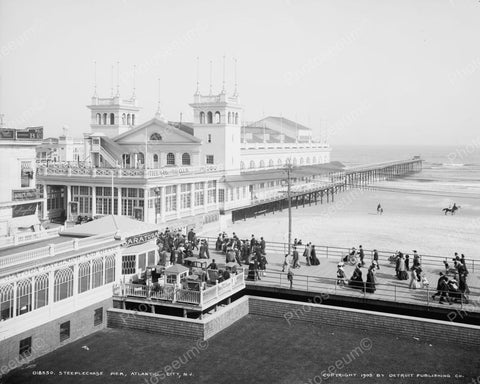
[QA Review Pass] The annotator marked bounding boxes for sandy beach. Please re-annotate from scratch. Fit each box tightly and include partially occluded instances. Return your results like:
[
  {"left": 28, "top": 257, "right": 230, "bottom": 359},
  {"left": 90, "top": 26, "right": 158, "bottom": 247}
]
[{"left": 201, "top": 181, "right": 480, "bottom": 260}]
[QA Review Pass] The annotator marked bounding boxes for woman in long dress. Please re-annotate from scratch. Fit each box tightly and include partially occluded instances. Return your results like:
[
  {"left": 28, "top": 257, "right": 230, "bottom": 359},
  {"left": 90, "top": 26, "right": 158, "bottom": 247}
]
[
  {"left": 409, "top": 266, "right": 422, "bottom": 289},
  {"left": 366, "top": 265, "right": 376, "bottom": 293},
  {"left": 397, "top": 255, "right": 408, "bottom": 280},
  {"left": 311, "top": 245, "right": 320, "bottom": 265},
  {"left": 349, "top": 263, "right": 364, "bottom": 290}
]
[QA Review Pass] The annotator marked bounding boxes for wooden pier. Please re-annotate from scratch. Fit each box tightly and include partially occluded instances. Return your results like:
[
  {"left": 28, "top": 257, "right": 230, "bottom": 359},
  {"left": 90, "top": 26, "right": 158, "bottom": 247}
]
[{"left": 231, "top": 157, "right": 423, "bottom": 223}]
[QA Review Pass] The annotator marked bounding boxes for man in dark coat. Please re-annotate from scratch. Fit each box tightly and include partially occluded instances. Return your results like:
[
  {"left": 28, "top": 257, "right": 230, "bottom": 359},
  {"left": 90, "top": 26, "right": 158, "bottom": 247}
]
[{"left": 358, "top": 245, "right": 365, "bottom": 266}]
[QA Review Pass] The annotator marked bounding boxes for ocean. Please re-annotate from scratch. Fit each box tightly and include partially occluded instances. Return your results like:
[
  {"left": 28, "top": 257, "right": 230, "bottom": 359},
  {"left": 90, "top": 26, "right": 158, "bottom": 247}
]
[{"left": 331, "top": 145, "right": 480, "bottom": 199}]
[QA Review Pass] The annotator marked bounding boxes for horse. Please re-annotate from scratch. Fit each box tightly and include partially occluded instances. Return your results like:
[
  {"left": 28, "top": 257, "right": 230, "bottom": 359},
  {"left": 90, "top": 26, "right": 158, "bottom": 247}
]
[{"left": 442, "top": 205, "right": 460, "bottom": 215}]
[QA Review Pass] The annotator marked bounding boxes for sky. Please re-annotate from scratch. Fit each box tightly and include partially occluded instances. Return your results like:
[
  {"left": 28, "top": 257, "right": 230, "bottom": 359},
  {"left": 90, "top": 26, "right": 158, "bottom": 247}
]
[{"left": 0, "top": 0, "right": 479, "bottom": 145}]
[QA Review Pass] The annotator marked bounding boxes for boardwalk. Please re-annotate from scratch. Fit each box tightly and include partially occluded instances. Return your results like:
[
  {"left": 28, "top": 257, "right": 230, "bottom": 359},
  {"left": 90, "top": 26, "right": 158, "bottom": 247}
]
[{"left": 205, "top": 239, "right": 480, "bottom": 315}]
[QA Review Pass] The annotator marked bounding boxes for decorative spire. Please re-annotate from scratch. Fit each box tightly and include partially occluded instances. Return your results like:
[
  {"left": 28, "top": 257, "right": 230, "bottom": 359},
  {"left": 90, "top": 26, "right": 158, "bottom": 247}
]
[
  {"left": 209, "top": 60, "right": 213, "bottom": 95},
  {"left": 221, "top": 55, "right": 226, "bottom": 94},
  {"left": 155, "top": 78, "right": 166, "bottom": 122},
  {"left": 116, "top": 61, "right": 120, "bottom": 97},
  {"left": 233, "top": 57, "right": 238, "bottom": 96},
  {"left": 132, "top": 64, "right": 136, "bottom": 99},
  {"left": 195, "top": 57, "right": 200, "bottom": 95},
  {"left": 93, "top": 61, "right": 97, "bottom": 98}
]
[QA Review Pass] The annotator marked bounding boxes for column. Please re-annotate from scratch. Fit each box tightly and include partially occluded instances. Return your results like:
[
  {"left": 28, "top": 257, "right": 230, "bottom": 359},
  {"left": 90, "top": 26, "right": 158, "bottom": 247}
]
[
  {"left": 41, "top": 184, "right": 48, "bottom": 220},
  {"left": 176, "top": 184, "right": 181, "bottom": 219},
  {"left": 12, "top": 281, "right": 17, "bottom": 318},
  {"left": 48, "top": 270, "right": 55, "bottom": 305},
  {"left": 190, "top": 183, "right": 195, "bottom": 215},
  {"left": 66, "top": 185, "right": 72, "bottom": 220},
  {"left": 117, "top": 187, "right": 122, "bottom": 215},
  {"left": 143, "top": 188, "right": 149, "bottom": 223},
  {"left": 203, "top": 182, "right": 208, "bottom": 213},
  {"left": 91, "top": 186, "right": 96, "bottom": 217},
  {"left": 160, "top": 186, "right": 166, "bottom": 223}
]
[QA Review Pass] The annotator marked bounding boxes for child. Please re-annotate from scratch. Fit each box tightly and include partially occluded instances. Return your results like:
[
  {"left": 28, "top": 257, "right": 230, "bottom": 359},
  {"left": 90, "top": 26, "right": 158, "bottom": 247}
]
[{"left": 337, "top": 262, "right": 346, "bottom": 286}]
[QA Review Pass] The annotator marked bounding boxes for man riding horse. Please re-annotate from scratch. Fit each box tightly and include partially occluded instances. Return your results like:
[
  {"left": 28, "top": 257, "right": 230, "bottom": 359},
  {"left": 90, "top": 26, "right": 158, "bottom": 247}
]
[{"left": 443, "top": 203, "right": 460, "bottom": 215}]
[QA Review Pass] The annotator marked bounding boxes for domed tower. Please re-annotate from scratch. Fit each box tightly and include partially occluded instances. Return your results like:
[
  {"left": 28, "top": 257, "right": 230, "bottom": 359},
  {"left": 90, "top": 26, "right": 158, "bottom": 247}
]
[
  {"left": 87, "top": 63, "right": 140, "bottom": 138},
  {"left": 190, "top": 57, "right": 242, "bottom": 174}
]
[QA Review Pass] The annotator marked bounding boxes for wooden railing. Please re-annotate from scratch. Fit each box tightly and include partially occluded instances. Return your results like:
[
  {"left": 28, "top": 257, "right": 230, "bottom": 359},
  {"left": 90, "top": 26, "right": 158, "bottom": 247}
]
[{"left": 113, "top": 271, "right": 246, "bottom": 306}]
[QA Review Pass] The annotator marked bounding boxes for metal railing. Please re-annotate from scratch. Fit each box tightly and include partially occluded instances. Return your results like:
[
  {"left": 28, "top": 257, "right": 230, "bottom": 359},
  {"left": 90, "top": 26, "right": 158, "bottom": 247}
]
[{"left": 246, "top": 270, "right": 479, "bottom": 312}]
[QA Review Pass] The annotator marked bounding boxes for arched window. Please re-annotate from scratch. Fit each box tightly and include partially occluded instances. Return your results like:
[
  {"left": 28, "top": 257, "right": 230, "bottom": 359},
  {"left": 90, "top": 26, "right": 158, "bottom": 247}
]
[
  {"left": 268, "top": 159, "right": 274, "bottom": 167},
  {"left": 132, "top": 114, "right": 135, "bottom": 125},
  {"left": 167, "top": 153, "right": 175, "bottom": 165},
  {"left": 182, "top": 153, "right": 191, "bottom": 165},
  {"left": 312, "top": 156, "right": 316, "bottom": 164},
  {"left": 92, "top": 258, "right": 104, "bottom": 288},
  {"left": 105, "top": 254, "right": 116, "bottom": 284},
  {"left": 207, "top": 111, "right": 213, "bottom": 124},
  {"left": 235, "top": 112, "right": 239, "bottom": 125},
  {"left": 228, "top": 112, "right": 231, "bottom": 124},
  {"left": 122, "top": 154, "right": 131, "bottom": 167},
  {"left": 150, "top": 133, "right": 162, "bottom": 140},
  {"left": 121, "top": 114, "right": 126, "bottom": 125},
  {"left": 215, "top": 111, "right": 221, "bottom": 124},
  {"left": 0, "top": 284, "right": 13, "bottom": 320},
  {"left": 34, "top": 274, "right": 49, "bottom": 309},
  {"left": 16, "top": 279, "right": 32, "bottom": 316},
  {"left": 102, "top": 113, "right": 107, "bottom": 125},
  {"left": 54, "top": 267, "right": 73, "bottom": 302},
  {"left": 240, "top": 161, "right": 245, "bottom": 170},
  {"left": 259, "top": 160, "right": 265, "bottom": 168},
  {"left": 200, "top": 112, "right": 205, "bottom": 124},
  {"left": 306, "top": 157, "right": 311, "bottom": 164},
  {"left": 153, "top": 154, "right": 159, "bottom": 167},
  {"left": 78, "top": 262, "right": 91, "bottom": 293},
  {"left": 127, "top": 114, "right": 131, "bottom": 125},
  {"left": 300, "top": 158, "right": 304, "bottom": 165},
  {"left": 249, "top": 160, "right": 255, "bottom": 169},
  {"left": 110, "top": 113, "right": 115, "bottom": 125},
  {"left": 96, "top": 113, "right": 101, "bottom": 124}
]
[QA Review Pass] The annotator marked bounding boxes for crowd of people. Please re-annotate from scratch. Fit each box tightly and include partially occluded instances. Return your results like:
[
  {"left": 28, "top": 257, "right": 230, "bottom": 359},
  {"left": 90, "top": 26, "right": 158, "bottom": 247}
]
[{"left": 432, "top": 253, "right": 470, "bottom": 304}]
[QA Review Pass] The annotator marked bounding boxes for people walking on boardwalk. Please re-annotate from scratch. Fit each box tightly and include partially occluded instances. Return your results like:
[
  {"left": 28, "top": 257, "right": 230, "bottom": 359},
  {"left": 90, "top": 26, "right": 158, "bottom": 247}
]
[
  {"left": 282, "top": 254, "right": 289, "bottom": 272},
  {"left": 409, "top": 266, "right": 422, "bottom": 289},
  {"left": 431, "top": 272, "right": 451, "bottom": 304},
  {"left": 303, "top": 243, "right": 312, "bottom": 266},
  {"left": 412, "top": 250, "right": 420, "bottom": 268},
  {"left": 310, "top": 245, "right": 320, "bottom": 265},
  {"left": 405, "top": 254, "right": 410, "bottom": 271},
  {"left": 373, "top": 249, "right": 380, "bottom": 269},
  {"left": 349, "top": 263, "right": 364, "bottom": 291},
  {"left": 366, "top": 264, "right": 376, "bottom": 293},
  {"left": 292, "top": 246, "right": 300, "bottom": 268},
  {"left": 259, "top": 255, "right": 267, "bottom": 277},
  {"left": 287, "top": 267, "right": 294, "bottom": 289},
  {"left": 337, "top": 262, "right": 346, "bottom": 286},
  {"left": 396, "top": 253, "right": 408, "bottom": 280},
  {"left": 358, "top": 245, "right": 365, "bottom": 266}
]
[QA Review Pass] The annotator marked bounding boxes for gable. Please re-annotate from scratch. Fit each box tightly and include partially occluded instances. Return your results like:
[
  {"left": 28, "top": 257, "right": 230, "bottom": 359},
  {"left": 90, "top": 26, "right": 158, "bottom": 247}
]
[{"left": 114, "top": 118, "right": 202, "bottom": 145}]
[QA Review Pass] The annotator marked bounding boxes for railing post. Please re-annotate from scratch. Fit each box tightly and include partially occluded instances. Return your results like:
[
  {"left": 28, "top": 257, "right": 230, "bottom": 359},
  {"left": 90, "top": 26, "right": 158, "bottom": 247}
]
[
  {"left": 394, "top": 285, "right": 397, "bottom": 302},
  {"left": 306, "top": 275, "right": 309, "bottom": 291},
  {"left": 48, "top": 244, "right": 55, "bottom": 256},
  {"left": 426, "top": 285, "right": 429, "bottom": 306},
  {"left": 279, "top": 272, "right": 282, "bottom": 287}
]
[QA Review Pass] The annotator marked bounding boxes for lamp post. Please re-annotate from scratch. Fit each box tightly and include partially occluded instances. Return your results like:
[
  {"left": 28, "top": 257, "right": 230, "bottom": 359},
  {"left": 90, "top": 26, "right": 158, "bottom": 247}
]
[{"left": 154, "top": 187, "right": 161, "bottom": 224}]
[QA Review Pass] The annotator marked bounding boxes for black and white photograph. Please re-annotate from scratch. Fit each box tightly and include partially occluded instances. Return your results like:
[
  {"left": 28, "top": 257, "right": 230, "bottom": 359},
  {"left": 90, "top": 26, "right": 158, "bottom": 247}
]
[{"left": 0, "top": 0, "right": 479, "bottom": 383}]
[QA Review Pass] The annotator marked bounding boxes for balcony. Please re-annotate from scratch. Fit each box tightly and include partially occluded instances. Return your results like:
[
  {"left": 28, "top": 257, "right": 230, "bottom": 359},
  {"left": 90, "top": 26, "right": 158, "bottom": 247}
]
[
  {"left": 241, "top": 142, "right": 330, "bottom": 151},
  {"left": 36, "top": 164, "right": 224, "bottom": 179}
]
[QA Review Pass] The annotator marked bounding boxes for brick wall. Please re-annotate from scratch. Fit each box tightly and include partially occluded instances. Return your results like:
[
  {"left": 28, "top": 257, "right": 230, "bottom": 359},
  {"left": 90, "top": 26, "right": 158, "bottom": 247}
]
[
  {"left": 0, "top": 297, "right": 112, "bottom": 377},
  {"left": 107, "top": 296, "right": 249, "bottom": 340},
  {"left": 107, "top": 309, "right": 205, "bottom": 339},
  {"left": 248, "top": 296, "right": 480, "bottom": 348}
]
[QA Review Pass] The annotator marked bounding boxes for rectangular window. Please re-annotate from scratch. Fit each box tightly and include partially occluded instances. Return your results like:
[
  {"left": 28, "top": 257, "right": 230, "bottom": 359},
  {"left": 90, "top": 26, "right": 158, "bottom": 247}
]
[
  {"left": 122, "top": 255, "right": 136, "bottom": 274},
  {"left": 207, "top": 181, "right": 216, "bottom": 204},
  {"left": 206, "top": 155, "right": 214, "bottom": 164},
  {"left": 20, "top": 162, "right": 32, "bottom": 188},
  {"left": 194, "top": 182, "right": 204, "bottom": 207},
  {"left": 94, "top": 307, "right": 103, "bottom": 326},
  {"left": 180, "top": 184, "right": 191, "bottom": 210},
  {"left": 19, "top": 337, "right": 32, "bottom": 358},
  {"left": 147, "top": 250, "right": 156, "bottom": 266},
  {"left": 165, "top": 186, "right": 177, "bottom": 212},
  {"left": 219, "top": 189, "right": 225, "bottom": 203},
  {"left": 60, "top": 321, "right": 70, "bottom": 342}
]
